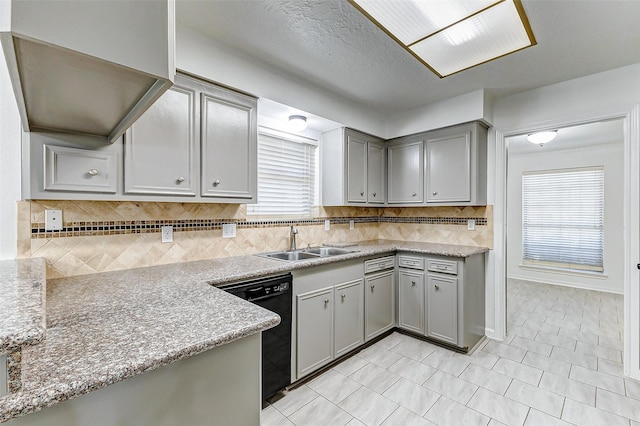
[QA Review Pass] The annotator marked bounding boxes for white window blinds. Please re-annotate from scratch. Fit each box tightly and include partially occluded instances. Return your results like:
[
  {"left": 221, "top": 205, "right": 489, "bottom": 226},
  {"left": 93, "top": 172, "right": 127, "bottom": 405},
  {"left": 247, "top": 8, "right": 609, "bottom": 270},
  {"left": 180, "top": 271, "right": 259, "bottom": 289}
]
[
  {"left": 247, "top": 130, "right": 317, "bottom": 216},
  {"left": 522, "top": 167, "right": 604, "bottom": 272}
]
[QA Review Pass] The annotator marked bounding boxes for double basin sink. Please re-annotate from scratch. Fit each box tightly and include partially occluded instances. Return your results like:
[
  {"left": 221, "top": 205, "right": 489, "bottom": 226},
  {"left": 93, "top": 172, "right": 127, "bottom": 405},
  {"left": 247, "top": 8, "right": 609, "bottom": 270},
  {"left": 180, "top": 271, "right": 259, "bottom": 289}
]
[{"left": 258, "top": 246, "right": 356, "bottom": 262}]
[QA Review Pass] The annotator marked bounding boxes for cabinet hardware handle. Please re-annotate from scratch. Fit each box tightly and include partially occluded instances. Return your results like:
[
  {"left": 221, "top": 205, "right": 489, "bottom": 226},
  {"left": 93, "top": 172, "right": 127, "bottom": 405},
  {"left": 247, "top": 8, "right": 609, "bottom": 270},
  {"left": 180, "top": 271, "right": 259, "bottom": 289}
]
[
  {"left": 360, "top": 191, "right": 364, "bottom": 196},
  {"left": 341, "top": 294, "right": 346, "bottom": 301},
  {"left": 432, "top": 191, "right": 438, "bottom": 196},
  {"left": 324, "top": 299, "right": 329, "bottom": 307},
  {"left": 372, "top": 192, "right": 376, "bottom": 197},
  {"left": 213, "top": 179, "right": 220, "bottom": 186},
  {"left": 177, "top": 176, "right": 185, "bottom": 183},
  {"left": 411, "top": 281, "right": 416, "bottom": 286},
  {"left": 412, "top": 192, "right": 417, "bottom": 196},
  {"left": 371, "top": 285, "right": 375, "bottom": 291},
  {"left": 435, "top": 284, "right": 440, "bottom": 290},
  {"left": 88, "top": 169, "right": 98, "bottom": 176}
]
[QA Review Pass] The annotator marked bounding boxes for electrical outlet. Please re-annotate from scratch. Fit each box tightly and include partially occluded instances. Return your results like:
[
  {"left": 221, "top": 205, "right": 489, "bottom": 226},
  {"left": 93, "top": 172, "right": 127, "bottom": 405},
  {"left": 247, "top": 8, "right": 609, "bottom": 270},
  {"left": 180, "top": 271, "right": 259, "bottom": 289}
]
[
  {"left": 45, "top": 209, "right": 63, "bottom": 231},
  {"left": 161, "top": 226, "right": 173, "bottom": 243},
  {"left": 222, "top": 223, "right": 237, "bottom": 238},
  {"left": 467, "top": 219, "right": 476, "bottom": 231},
  {"left": 324, "top": 220, "right": 330, "bottom": 231},
  {"left": 349, "top": 220, "right": 354, "bottom": 230}
]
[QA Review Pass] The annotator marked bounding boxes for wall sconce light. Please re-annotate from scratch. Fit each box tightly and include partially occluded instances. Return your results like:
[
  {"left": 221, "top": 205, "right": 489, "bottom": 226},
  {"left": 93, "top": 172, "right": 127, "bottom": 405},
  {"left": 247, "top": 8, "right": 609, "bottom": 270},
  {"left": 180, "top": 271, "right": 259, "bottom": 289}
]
[{"left": 288, "top": 115, "right": 308, "bottom": 132}]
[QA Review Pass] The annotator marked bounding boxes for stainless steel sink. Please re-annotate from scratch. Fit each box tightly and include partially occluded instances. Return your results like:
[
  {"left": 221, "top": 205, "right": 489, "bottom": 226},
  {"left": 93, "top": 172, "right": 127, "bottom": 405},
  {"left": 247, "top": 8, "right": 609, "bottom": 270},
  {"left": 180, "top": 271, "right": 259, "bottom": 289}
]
[
  {"left": 257, "top": 246, "right": 356, "bottom": 262},
  {"left": 262, "top": 251, "right": 320, "bottom": 261},
  {"left": 304, "top": 247, "right": 354, "bottom": 256}
]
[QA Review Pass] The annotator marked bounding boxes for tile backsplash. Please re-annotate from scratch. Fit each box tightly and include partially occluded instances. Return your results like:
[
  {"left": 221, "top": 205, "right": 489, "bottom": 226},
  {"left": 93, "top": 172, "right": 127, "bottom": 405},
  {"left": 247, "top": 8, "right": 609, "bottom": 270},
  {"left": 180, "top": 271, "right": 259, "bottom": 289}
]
[{"left": 18, "top": 201, "right": 492, "bottom": 278}]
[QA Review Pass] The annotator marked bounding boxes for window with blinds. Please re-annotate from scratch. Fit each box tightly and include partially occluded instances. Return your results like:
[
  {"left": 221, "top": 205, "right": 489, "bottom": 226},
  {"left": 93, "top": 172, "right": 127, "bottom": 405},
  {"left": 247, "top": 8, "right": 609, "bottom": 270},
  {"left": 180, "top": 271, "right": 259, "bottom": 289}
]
[
  {"left": 247, "top": 129, "right": 318, "bottom": 216},
  {"left": 522, "top": 167, "right": 604, "bottom": 272}
]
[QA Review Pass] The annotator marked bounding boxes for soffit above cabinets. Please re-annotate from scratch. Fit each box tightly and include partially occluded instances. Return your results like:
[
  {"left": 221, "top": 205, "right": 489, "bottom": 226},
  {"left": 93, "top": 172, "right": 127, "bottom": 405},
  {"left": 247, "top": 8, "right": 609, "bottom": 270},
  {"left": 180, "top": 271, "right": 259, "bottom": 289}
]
[{"left": 0, "top": 0, "right": 175, "bottom": 144}]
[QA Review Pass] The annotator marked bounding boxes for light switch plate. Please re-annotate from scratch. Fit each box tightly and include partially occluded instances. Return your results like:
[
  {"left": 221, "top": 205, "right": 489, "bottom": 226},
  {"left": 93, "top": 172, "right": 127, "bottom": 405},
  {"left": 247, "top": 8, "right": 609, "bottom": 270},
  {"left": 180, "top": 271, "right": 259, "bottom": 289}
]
[
  {"left": 161, "top": 225, "right": 173, "bottom": 243},
  {"left": 45, "top": 209, "right": 63, "bottom": 231},
  {"left": 467, "top": 219, "right": 476, "bottom": 231},
  {"left": 222, "top": 223, "right": 237, "bottom": 238},
  {"left": 324, "top": 220, "right": 330, "bottom": 231},
  {"left": 349, "top": 220, "right": 355, "bottom": 230}
]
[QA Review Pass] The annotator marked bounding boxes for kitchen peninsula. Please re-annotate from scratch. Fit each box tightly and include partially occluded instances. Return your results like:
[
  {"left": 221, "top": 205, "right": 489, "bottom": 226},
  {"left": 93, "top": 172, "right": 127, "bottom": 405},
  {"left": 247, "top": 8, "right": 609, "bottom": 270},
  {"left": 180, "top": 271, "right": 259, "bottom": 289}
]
[{"left": 0, "top": 240, "right": 487, "bottom": 425}]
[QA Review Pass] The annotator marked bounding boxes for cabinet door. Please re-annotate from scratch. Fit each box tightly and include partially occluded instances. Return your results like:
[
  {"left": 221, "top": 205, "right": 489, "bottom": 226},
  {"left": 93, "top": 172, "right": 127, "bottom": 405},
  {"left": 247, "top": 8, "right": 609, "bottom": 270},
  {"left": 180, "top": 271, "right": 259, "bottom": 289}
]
[
  {"left": 398, "top": 270, "right": 425, "bottom": 335},
  {"left": 388, "top": 141, "right": 424, "bottom": 204},
  {"left": 426, "top": 132, "right": 471, "bottom": 202},
  {"left": 297, "top": 287, "right": 334, "bottom": 378},
  {"left": 426, "top": 274, "right": 458, "bottom": 345},
  {"left": 125, "top": 84, "right": 196, "bottom": 196},
  {"left": 347, "top": 133, "right": 367, "bottom": 203},
  {"left": 334, "top": 279, "right": 364, "bottom": 357},
  {"left": 364, "top": 270, "right": 395, "bottom": 341},
  {"left": 367, "top": 142, "right": 385, "bottom": 204},
  {"left": 201, "top": 88, "right": 257, "bottom": 200}
]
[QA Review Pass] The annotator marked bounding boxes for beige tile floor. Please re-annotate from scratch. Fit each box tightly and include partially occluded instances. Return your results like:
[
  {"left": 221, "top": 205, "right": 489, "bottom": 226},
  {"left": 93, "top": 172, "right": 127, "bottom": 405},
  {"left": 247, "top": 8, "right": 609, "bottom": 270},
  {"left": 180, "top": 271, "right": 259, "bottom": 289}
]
[{"left": 262, "top": 279, "right": 637, "bottom": 426}]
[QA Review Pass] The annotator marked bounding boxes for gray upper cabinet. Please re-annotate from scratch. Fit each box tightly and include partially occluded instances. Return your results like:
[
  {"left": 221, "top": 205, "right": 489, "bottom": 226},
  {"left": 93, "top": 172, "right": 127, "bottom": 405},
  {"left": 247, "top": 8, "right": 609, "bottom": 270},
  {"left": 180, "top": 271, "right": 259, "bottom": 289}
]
[
  {"left": 426, "top": 122, "right": 487, "bottom": 205},
  {"left": 386, "top": 122, "right": 487, "bottom": 206},
  {"left": 426, "top": 131, "right": 470, "bottom": 203},
  {"left": 347, "top": 133, "right": 367, "bottom": 202},
  {"left": 24, "top": 73, "right": 257, "bottom": 203},
  {"left": 125, "top": 80, "right": 196, "bottom": 196},
  {"left": 367, "top": 141, "right": 385, "bottom": 204},
  {"left": 387, "top": 138, "right": 424, "bottom": 204},
  {"left": 200, "top": 85, "right": 257, "bottom": 200},
  {"left": 321, "top": 128, "right": 385, "bottom": 206}
]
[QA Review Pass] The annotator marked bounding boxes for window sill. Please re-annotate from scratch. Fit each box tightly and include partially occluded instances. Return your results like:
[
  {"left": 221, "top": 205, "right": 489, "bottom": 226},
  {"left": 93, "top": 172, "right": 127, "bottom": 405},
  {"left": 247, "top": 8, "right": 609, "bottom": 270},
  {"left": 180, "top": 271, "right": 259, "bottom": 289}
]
[{"left": 518, "top": 263, "right": 608, "bottom": 279}]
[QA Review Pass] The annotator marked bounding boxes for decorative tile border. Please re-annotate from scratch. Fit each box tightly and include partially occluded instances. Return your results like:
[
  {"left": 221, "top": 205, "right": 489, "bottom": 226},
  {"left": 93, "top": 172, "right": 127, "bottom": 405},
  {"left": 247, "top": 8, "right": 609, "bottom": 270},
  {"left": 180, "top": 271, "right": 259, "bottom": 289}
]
[{"left": 31, "top": 216, "right": 487, "bottom": 239}]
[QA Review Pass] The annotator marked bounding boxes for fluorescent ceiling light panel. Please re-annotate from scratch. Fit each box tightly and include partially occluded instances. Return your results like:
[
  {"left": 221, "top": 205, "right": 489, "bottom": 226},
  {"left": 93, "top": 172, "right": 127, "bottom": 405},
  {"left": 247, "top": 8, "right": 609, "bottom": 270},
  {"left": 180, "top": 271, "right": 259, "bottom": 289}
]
[{"left": 350, "top": 0, "right": 536, "bottom": 77}]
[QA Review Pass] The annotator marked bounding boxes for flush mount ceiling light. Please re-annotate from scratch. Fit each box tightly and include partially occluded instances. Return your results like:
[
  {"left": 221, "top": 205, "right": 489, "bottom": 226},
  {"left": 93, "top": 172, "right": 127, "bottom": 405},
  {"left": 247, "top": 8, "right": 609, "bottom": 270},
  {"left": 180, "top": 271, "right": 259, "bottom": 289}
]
[
  {"left": 527, "top": 130, "right": 557, "bottom": 146},
  {"left": 348, "top": 0, "right": 536, "bottom": 78},
  {"left": 288, "top": 115, "right": 308, "bottom": 132}
]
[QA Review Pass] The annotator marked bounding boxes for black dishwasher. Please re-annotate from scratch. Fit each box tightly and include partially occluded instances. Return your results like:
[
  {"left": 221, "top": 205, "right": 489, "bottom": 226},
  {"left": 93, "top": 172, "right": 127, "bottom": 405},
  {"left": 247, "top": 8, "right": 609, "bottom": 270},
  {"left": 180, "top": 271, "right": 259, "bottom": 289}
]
[{"left": 221, "top": 273, "right": 292, "bottom": 401}]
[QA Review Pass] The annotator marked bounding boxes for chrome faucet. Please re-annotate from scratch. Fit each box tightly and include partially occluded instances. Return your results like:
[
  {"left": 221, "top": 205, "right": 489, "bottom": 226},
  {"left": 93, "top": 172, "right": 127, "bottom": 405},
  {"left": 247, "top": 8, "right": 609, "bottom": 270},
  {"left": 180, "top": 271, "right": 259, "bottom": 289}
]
[{"left": 290, "top": 225, "right": 298, "bottom": 251}]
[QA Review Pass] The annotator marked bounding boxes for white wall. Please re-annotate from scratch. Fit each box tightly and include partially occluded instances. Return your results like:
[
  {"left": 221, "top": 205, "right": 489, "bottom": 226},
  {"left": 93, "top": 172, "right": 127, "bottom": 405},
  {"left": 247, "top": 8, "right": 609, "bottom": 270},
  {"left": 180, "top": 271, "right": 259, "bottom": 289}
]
[
  {"left": 507, "top": 141, "right": 624, "bottom": 293},
  {"left": 485, "top": 63, "right": 640, "bottom": 340},
  {"left": 384, "top": 89, "right": 491, "bottom": 139},
  {"left": 176, "top": 24, "right": 386, "bottom": 138},
  {"left": 0, "top": 42, "right": 21, "bottom": 260}
]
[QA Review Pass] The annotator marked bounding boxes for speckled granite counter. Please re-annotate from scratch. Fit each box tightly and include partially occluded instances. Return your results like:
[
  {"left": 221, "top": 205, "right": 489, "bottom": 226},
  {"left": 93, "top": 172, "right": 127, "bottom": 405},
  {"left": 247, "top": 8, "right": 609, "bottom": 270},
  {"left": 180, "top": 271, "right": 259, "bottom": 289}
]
[
  {"left": 0, "top": 258, "right": 46, "bottom": 353},
  {"left": 0, "top": 239, "right": 488, "bottom": 423}
]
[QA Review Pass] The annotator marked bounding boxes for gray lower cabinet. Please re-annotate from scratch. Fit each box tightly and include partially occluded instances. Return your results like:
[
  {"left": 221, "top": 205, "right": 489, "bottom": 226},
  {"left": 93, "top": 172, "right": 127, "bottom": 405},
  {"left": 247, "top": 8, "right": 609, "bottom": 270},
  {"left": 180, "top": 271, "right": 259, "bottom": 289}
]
[
  {"left": 364, "top": 269, "right": 395, "bottom": 341},
  {"left": 334, "top": 279, "right": 365, "bottom": 357},
  {"left": 296, "top": 287, "right": 334, "bottom": 379},
  {"left": 398, "top": 269, "right": 425, "bottom": 335},
  {"left": 395, "top": 252, "right": 486, "bottom": 352},
  {"left": 124, "top": 79, "right": 197, "bottom": 196},
  {"left": 426, "top": 272, "right": 458, "bottom": 345}
]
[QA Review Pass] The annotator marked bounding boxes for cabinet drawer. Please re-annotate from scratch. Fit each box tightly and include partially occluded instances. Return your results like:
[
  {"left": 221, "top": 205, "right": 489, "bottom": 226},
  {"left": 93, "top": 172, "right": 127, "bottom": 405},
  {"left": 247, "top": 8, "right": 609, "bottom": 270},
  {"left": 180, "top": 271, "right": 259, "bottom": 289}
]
[
  {"left": 364, "top": 256, "right": 395, "bottom": 274},
  {"left": 398, "top": 255, "right": 425, "bottom": 270},
  {"left": 44, "top": 144, "right": 117, "bottom": 193},
  {"left": 427, "top": 259, "right": 458, "bottom": 275}
]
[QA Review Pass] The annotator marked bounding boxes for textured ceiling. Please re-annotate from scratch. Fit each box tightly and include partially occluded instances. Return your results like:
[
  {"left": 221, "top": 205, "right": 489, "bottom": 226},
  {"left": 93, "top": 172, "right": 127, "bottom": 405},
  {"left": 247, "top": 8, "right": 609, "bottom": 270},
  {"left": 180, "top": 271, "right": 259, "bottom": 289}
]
[{"left": 177, "top": 0, "right": 640, "bottom": 116}]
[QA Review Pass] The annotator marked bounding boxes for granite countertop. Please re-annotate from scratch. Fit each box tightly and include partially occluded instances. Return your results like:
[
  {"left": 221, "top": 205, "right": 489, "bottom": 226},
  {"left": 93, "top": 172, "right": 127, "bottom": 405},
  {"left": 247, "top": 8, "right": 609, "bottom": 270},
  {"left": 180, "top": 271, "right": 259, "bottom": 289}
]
[
  {"left": 0, "top": 240, "right": 488, "bottom": 422},
  {"left": 0, "top": 258, "right": 46, "bottom": 352}
]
